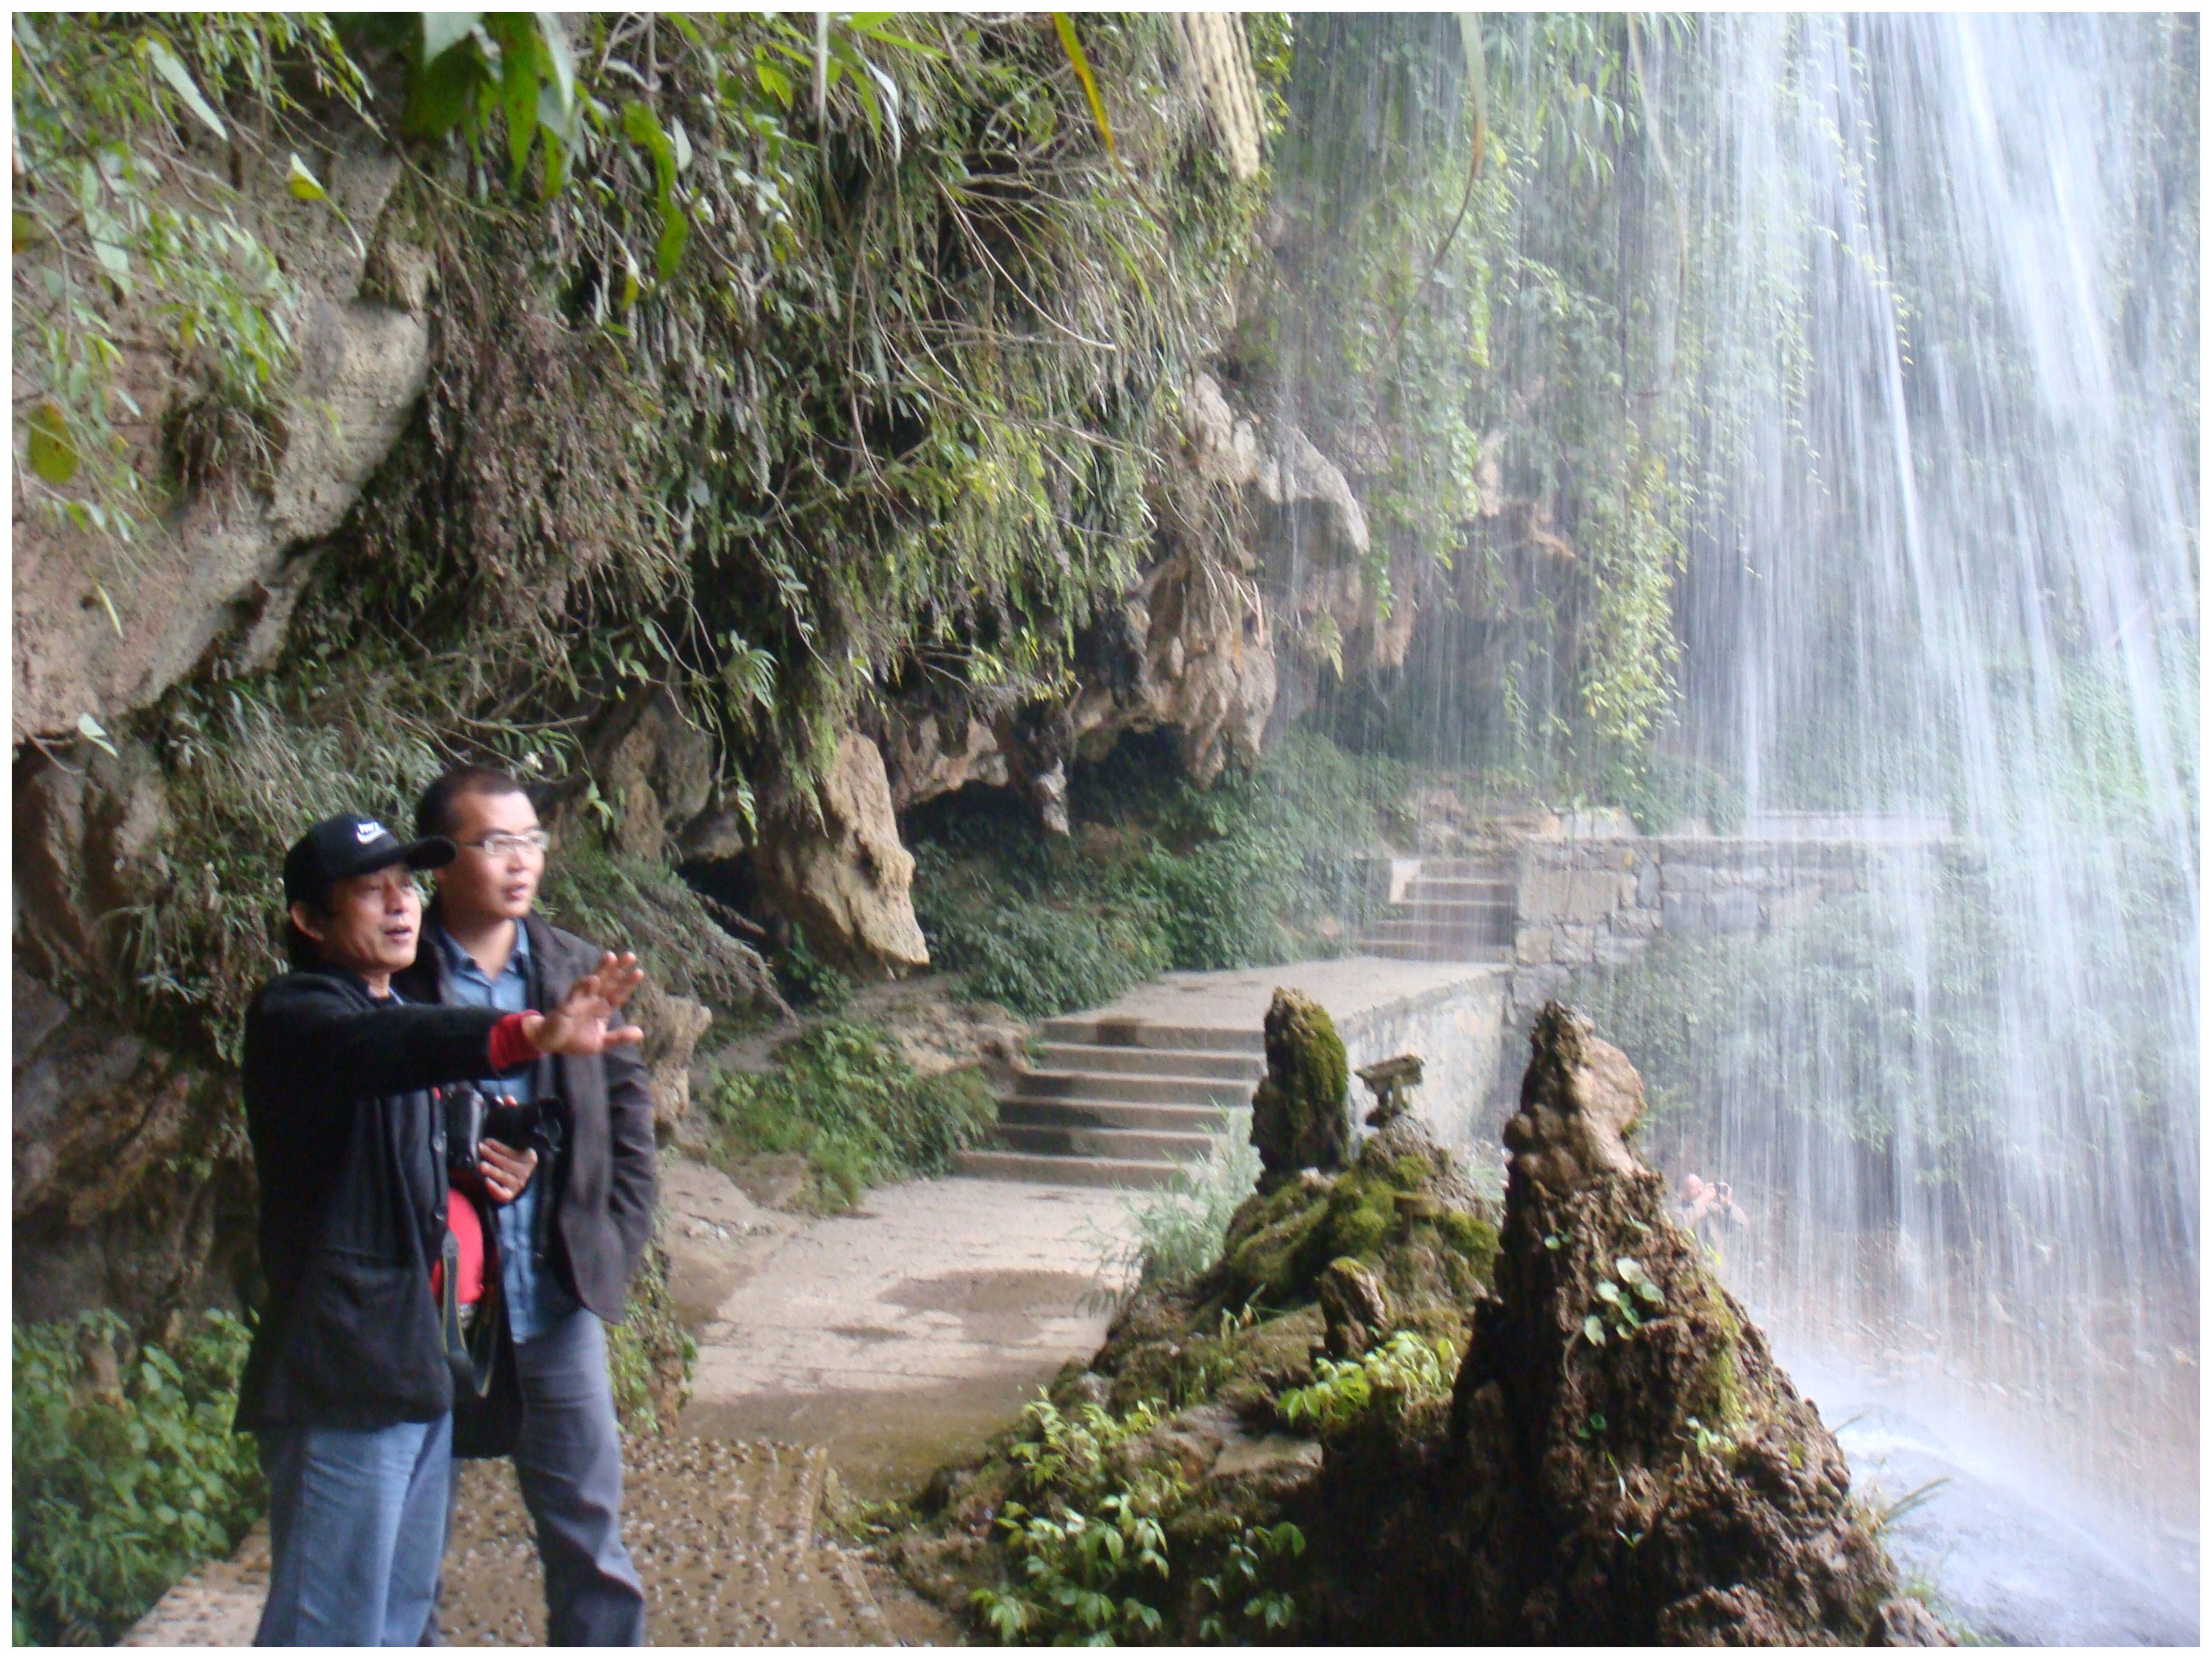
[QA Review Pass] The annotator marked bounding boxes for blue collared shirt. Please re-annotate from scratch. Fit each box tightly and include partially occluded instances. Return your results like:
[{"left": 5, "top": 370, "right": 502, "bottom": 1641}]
[{"left": 435, "top": 923, "right": 576, "bottom": 1343}]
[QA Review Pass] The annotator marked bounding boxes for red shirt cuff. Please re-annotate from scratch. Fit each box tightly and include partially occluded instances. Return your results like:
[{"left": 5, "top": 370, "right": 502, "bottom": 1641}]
[{"left": 487, "top": 1011, "right": 539, "bottom": 1074}]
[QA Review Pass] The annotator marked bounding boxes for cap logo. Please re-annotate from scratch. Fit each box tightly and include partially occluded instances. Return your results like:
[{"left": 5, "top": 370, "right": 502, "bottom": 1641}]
[{"left": 355, "top": 820, "right": 387, "bottom": 843}]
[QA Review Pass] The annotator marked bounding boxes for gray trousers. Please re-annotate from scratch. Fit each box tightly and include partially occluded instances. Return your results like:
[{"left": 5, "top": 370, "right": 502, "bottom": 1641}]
[{"left": 449, "top": 1307, "right": 646, "bottom": 1644}]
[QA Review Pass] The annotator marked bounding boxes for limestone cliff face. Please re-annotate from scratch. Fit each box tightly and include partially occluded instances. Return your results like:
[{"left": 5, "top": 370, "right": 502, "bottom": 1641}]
[
  {"left": 754, "top": 732, "right": 932, "bottom": 979},
  {"left": 12, "top": 131, "right": 430, "bottom": 745},
  {"left": 876, "top": 370, "right": 1394, "bottom": 824}
]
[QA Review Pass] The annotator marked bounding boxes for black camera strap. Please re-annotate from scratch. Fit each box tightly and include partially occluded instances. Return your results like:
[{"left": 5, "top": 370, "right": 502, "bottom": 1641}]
[{"left": 441, "top": 1204, "right": 501, "bottom": 1400}]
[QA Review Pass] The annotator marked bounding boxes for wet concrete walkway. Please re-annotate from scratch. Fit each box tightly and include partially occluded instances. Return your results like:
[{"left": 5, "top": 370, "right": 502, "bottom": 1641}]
[
  {"left": 125, "top": 1160, "right": 1133, "bottom": 1645},
  {"left": 678, "top": 1170, "right": 1134, "bottom": 1498}
]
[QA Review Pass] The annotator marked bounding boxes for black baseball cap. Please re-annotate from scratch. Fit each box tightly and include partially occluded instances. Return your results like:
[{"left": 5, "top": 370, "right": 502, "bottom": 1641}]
[{"left": 282, "top": 812, "right": 456, "bottom": 908}]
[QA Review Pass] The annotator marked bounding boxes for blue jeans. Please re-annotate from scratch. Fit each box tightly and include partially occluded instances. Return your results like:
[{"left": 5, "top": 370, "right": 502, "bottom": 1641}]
[
  {"left": 445, "top": 1307, "right": 645, "bottom": 1644},
  {"left": 255, "top": 1415, "right": 451, "bottom": 1646}
]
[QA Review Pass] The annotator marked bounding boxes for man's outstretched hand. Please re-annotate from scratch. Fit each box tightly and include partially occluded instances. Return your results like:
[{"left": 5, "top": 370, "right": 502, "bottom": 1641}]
[{"left": 522, "top": 952, "right": 646, "bottom": 1057}]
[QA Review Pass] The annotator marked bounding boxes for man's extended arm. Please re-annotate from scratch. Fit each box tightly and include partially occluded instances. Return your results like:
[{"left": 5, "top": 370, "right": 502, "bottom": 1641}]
[{"left": 247, "top": 976, "right": 512, "bottom": 1098}]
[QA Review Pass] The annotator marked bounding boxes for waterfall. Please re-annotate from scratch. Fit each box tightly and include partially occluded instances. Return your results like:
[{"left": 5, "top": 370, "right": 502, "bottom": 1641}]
[
  {"left": 1269, "top": 12, "right": 2197, "bottom": 1621},
  {"left": 1668, "top": 12, "right": 2197, "bottom": 1540}
]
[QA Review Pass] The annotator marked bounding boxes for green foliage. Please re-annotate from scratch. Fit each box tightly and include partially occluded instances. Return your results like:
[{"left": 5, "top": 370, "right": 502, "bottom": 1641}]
[
  {"left": 13, "top": 1311, "right": 265, "bottom": 1646},
  {"left": 604, "top": 1241, "right": 696, "bottom": 1437},
  {"left": 1581, "top": 1254, "right": 1666, "bottom": 1347},
  {"left": 1276, "top": 1328, "right": 1458, "bottom": 1435},
  {"left": 972, "top": 1395, "right": 1179, "bottom": 1645},
  {"left": 1194, "top": 1522, "right": 1305, "bottom": 1642},
  {"left": 702, "top": 1020, "right": 996, "bottom": 1210},
  {"left": 1614, "top": 751, "right": 1743, "bottom": 835},
  {"left": 972, "top": 1493, "right": 1169, "bottom": 1645},
  {"left": 311, "top": 12, "right": 1265, "bottom": 807},
  {"left": 1093, "top": 1111, "right": 1262, "bottom": 1292},
  {"left": 11, "top": 13, "right": 366, "bottom": 539},
  {"left": 1275, "top": 13, "right": 1691, "bottom": 796},
  {"left": 911, "top": 731, "right": 1399, "bottom": 1018}
]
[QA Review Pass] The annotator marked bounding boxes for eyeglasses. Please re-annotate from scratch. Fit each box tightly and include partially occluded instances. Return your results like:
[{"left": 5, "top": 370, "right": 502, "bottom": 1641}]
[{"left": 461, "top": 830, "right": 550, "bottom": 859}]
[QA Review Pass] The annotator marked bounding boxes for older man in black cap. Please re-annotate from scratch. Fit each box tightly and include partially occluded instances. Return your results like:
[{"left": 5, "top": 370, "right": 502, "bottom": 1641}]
[{"left": 235, "top": 811, "right": 646, "bottom": 1645}]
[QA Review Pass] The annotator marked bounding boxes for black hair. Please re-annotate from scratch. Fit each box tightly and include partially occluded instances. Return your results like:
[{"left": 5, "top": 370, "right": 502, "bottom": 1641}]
[{"left": 416, "top": 762, "right": 529, "bottom": 841}]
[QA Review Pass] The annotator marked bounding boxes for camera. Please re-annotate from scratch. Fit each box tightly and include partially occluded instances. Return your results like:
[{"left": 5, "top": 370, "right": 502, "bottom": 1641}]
[{"left": 441, "top": 1084, "right": 544, "bottom": 1180}]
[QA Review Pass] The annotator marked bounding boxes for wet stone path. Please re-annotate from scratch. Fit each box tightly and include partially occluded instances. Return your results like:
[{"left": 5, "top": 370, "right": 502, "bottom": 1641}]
[{"left": 125, "top": 1160, "right": 1132, "bottom": 1645}]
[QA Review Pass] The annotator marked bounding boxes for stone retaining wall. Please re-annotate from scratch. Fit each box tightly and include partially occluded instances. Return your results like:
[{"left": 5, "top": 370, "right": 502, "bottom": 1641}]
[
  {"left": 1338, "top": 967, "right": 1509, "bottom": 1151},
  {"left": 1507, "top": 836, "right": 1881, "bottom": 1019}
]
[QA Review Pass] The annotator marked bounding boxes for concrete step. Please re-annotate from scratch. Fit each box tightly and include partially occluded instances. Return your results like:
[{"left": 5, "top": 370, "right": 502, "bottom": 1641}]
[
  {"left": 1361, "top": 918, "right": 1515, "bottom": 948},
  {"left": 1404, "top": 876, "right": 1514, "bottom": 899},
  {"left": 1356, "top": 938, "right": 1513, "bottom": 963},
  {"left": 1038, "top": 1017, "right": 1265, "bottom": 1055},
  {"left": 1010, "top": 1069, "right": 1252, "bottom": 1108},
  {"left": 1030, "top": 1042, "right": 1265, "bottom": 1081},
  {"left": 954, "top": 1149, "right": 1183, "bottom": 1190},
  {"left": 998, "top": 1098, "right": 1239, "bottom": 1133},
  {"left": 994, "top": 1123, "right": 1219, "bottom": 1162},
  {"left": 1394, "top": 898, "right": 1516, "bottom": 925},
  {"left": 1417, "top": 858, "right": 1514, "bottom": 880}
]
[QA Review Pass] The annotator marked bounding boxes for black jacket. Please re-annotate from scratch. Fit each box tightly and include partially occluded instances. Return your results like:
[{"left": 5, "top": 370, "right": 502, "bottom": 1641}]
[
  {"left": 394, "top": 911, "right": 658, "bottom": 1323},
  {"left": 233, "top": 969, "right": 514, "bottom": 1430}
]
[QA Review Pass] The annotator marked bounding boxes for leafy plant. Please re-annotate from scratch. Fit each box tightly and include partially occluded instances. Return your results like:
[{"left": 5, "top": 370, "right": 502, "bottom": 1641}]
[
  {"left": 971, "top": 1493, "right": 1170, "bottom": 1645},
  {"left": 1277, "top": 1328, "right": 1459, "bottom": 1435},
  {"left": 12, "top": 14, "right": 367, "bottom": 538},
  {"left": 1090, "top": 1110, "right": 1262, "bottom": 1293},
  {"left": 1581, "top": 1254, "right": 1665, "bottom": 1347},
  {"left": 702, "top": 1019, "right": 996, "bottom": 1210},
  {"left": 1195, "top": 1521, "right": 1306, "bottom": 1641},
  {"left": 603, "top": 1240, "right": 696, "bottom": 1437},
  {"left": 13, "top": 1310, "right": 265, "bottom": 1646},
  {"left": 971, "top": 1394, "right": 1181, "bottom": 1645},
  {"left": 911, "top": 731, "right": 1399, "bottom": 1019}
]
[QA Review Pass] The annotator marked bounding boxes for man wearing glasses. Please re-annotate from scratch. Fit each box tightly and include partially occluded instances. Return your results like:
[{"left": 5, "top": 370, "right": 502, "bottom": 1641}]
[{"left": 399, "top": 765, "right": 655, "bottom": 1644}]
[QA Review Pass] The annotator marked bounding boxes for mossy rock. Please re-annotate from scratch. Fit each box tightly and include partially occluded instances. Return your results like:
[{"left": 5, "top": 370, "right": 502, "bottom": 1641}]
[
  {"left": 1208, "top": 1118, "right": 1499, "bottom": 1316},
  {"left": 1249, "top": 988, "right": 1351, "bottom": 1181}
]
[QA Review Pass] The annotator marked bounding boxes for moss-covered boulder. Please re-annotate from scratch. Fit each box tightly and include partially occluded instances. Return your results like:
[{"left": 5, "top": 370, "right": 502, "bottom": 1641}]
[
  {"left": 1291, "top": 1003, "right": 1947, "bottom": 1645},
  {"left": 1248, "top": 988, "right": 1350, "bottom": 1185},
  {"left": 892, "top": 1005, "right": 1946, "bottom": 1646}
]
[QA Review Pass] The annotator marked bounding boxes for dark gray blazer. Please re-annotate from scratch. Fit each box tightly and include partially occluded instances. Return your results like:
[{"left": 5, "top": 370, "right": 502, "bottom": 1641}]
[{"left": 396, "top": 910, "right": 657, "bottom": 1321}]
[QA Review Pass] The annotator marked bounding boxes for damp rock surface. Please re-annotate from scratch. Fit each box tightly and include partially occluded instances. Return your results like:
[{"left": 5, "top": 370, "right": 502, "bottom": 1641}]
[
  {"left": 891, "top": 1000, "right": 1947, "bottom": 1646},
  {"left": 1248, "top": 987, "right": 1352, "bottom": 1184}
]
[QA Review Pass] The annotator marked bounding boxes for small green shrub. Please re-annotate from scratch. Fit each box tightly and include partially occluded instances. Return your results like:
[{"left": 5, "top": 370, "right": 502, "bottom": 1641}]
[
  {"left": 971, "top": 1395, "right": 1182, "bottom": 1644},
  {"left": 703, "top": 1020, "right": 998, "bottom": 1209},
  {"left": 605, "top": 1241, "right": 696, "bottom": 1436},
  {"left": 1276, "top": 1329, "right": 1458, "bottom": 1436},
  {"left": 910, "top": 731, "right": 1399, "bottom": 1019},
  {"left": 1090, "top": 1109, "right": 1263, "bottom": 1291},
  {"left": 1195, "top": 1521, "right": 1306, "bottom": 1642},
  {"left": 1614, "top": 752, "right": 1743, "bottom": 835},
  {"left": 13, "top": 1310, "right": 265, "bottom": 1645}
]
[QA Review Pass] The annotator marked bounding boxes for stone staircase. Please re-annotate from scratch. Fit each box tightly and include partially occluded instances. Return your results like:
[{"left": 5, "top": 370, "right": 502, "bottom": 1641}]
[
  {"left": 956, "top": 1016, "right": 1266, "bottom": 1189},
  {"left": 1356, "top": 855, "right": 1516, "bottom": 962}
]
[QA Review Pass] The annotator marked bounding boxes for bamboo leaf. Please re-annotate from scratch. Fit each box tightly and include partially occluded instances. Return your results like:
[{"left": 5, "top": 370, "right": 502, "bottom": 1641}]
[
  {"left": 284, "top": 153, "right": 328, "bottom": 201},
  {"left": 26, "top": 402, "right": 79, "bottom": 485},
  {"left": 1051, "top": 13, "right": 1115, "bottom": 158},
  {"left": 143, "top": 36, "right": 227, "bottom": 141},
  {"left": 420, "top": 12, "right": 484, "bottom": 65}
]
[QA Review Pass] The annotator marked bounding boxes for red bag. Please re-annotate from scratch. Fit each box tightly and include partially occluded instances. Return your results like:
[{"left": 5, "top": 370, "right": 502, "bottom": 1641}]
[{"left": 431, "top": 1185, "right": 486, "bottom": 1305}]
